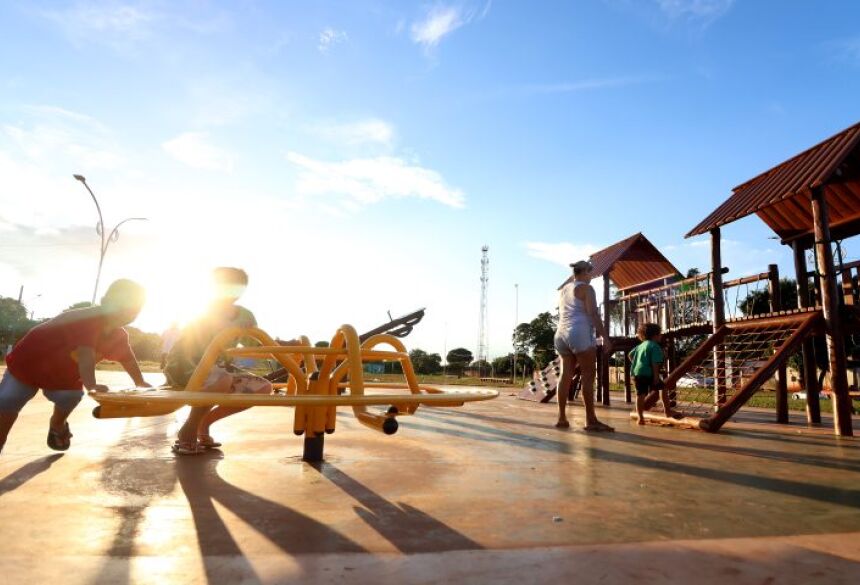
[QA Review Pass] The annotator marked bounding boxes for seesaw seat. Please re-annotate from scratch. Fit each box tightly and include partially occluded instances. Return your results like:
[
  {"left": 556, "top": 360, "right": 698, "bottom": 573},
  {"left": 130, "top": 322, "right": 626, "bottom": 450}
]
[
  {"left": 89, "top": 324, "right": 499, "bottom": 459},
  {"left": 92, "top": 386, "right": 496, "bottom": 415}
]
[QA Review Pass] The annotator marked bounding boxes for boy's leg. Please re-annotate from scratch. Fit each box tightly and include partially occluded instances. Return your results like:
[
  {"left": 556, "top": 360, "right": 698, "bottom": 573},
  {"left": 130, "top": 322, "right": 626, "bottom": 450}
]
[
  {"left": 636, "top": 393, "right": 646, "bottom": 424},
  {"left": 0, "top": 412, "right": 19, "bottom": 453},
  {"left": 44, "top": 390, "right": 83, "bottom": 450},
  {"left": 198, "top": 375, "right": 273, "bottom": 439},
  {"left": 661, "top": 388, "right": 679, "bottom": 417},
  {"left": 176, "top": 371, "right": 232, "bottom": 445},
  {"left": 0, "top": 372, "right": 38, "bottom": 452}
]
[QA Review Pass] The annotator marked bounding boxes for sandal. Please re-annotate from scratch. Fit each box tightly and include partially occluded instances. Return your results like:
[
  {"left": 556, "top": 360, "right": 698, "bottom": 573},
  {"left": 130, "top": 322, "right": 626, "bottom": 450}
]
[
  {"left": 47, "top": 423, "right": 72, "bottom": 451},
  {"left": 171, "top": 440, "right": 203, "bottom": 456},
  {"left": 197, "top": 435, "right": 222, "bottom": 449},
  {"left": 554, "top": 420, "right": 571, "bottom": 429},
  {"left": 584, "top": 422, "right": 615, "bottom": 433}
]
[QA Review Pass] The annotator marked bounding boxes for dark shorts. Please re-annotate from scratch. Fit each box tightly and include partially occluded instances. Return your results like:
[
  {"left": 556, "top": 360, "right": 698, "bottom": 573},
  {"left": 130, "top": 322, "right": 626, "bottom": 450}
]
[{"left": 634, "top": 375, "right": 655, "bottom": 397}]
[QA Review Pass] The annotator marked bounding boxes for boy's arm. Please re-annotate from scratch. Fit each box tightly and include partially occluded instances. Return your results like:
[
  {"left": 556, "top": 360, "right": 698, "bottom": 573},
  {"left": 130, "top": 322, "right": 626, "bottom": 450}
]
[
  {"left": 652, "top": 347, "right": 665, "bottom": 384},
  {"left": 77, "top": 346, "right": 109, "bottom": 393},
  {"left": 120, "top": 354, "right": 151, "bottom": 388}
]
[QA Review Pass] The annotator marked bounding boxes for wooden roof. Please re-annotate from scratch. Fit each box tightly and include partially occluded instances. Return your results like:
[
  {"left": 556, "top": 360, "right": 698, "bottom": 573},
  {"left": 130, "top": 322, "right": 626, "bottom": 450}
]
[
  {"left": 559, "top": 233, "right": 681, "bottom": 291},
  {"left": 687, "top": 121, "right": 860, "bottom": 243}
]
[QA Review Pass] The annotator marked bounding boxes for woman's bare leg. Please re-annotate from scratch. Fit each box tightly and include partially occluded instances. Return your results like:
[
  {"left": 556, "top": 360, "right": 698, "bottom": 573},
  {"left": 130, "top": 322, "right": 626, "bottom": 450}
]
[
  {"left": 577, "top": 347, "right": 613, "bottom": 430},
  {"left": 556, "top": 354, "right": 577, "bottom": 427}
]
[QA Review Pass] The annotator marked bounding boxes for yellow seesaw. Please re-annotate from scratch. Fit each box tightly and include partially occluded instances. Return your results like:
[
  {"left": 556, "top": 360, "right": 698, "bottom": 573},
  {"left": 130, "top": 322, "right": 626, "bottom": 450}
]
[{"left": 89, "top": 324, "right": 498, "bottom": 460}]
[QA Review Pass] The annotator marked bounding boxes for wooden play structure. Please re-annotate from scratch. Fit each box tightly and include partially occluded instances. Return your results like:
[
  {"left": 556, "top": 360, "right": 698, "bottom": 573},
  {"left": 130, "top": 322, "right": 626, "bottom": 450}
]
[
  {"left": 665, "top": 120, "right": 860, "bottom": 436},
  {"left": 526, "top": 121, "right": 860, "bottom": 436},
  {"left": 90, "top": 323, "right": 498, "bottom": 461}
]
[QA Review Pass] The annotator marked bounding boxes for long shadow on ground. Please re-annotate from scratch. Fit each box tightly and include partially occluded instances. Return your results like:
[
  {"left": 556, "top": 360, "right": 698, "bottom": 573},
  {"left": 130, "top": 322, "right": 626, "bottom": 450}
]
[
  {"left": 315, "top": 463, "right": 483, "bottom": 553},
  {"left": 0, "top": 453, "right": 63, "bottom": 497}
]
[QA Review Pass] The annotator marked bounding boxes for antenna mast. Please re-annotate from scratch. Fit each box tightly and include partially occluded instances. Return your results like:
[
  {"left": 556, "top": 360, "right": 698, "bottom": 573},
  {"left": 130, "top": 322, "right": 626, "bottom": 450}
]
[{"left": 477, "top": 245, "right": 489, "bottom": 374}]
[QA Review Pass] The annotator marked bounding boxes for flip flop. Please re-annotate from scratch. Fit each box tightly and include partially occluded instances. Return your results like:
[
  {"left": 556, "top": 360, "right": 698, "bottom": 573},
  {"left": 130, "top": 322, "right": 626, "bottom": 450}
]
[
  {"left": 47, "top": 423, "right": 72, "bottom": 451},
  {"left": 583, "top": 422, "right": 615, "bottom": 433},
  {"left": 171, "top": 440, "right": 203, "bottom": 456},
  {"left": 554, "top": 420, "right": 571, "bottom": 429},
  {"left": 197, "top": 435, "right": 222, "bottom": 449}
]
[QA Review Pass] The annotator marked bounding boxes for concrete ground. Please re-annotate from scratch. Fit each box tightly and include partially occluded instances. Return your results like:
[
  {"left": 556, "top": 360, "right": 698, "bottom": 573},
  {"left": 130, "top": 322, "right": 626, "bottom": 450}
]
[{"left": 1, "top": 369, "right": 859, "bottom": 584}]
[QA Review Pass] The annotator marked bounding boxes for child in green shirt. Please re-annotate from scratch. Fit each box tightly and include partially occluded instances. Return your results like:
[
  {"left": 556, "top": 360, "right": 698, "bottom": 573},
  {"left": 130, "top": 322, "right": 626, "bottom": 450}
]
[{"left": 629, "top": 323, "right": 678, "bottom": 424}]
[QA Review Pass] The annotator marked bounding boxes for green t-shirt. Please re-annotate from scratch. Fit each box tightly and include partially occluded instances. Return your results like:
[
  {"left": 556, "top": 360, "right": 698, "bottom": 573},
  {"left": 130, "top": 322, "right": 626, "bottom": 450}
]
[{"left": 630, "top": 339, "right": 664, "bottom": 378}]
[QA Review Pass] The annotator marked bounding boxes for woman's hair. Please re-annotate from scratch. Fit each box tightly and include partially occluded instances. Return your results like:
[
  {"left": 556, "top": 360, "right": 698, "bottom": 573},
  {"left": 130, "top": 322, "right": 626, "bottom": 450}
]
[
  {"left": 571, "top": 260, "right": 593, "bottom": 276},
  {"left": 637, "top": 322, "right": 662, "bottom": 341},
  {"left": 100, "top": 279, "right": 146, "bottom": 312},
  {"left": 213, "top": 267, "right": 249, "bottom": 286}
]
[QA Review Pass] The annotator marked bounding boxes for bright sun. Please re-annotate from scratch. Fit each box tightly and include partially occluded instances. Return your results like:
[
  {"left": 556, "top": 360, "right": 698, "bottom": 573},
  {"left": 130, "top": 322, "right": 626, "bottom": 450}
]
[{"left": 134, "top": 267, "right": 213, "bottom": 333}]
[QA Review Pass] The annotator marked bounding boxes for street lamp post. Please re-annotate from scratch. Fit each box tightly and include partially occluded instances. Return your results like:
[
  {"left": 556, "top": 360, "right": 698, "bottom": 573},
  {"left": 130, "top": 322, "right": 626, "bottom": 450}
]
[
  {"left": 73, "top": 175, "right": 147, "bottom": 304},
  {"left": 512, "top": 283, "right": 519, "bottom": 384}
]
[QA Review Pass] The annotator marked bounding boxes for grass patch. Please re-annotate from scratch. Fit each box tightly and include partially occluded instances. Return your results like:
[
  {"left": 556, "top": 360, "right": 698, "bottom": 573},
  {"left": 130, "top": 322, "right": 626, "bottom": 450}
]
[{"left": 97, "top": 360, "right": 162, "bottom": 373}]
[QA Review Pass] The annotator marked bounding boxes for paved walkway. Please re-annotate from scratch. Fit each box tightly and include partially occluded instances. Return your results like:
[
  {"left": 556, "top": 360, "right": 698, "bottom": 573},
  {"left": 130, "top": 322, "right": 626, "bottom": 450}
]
[{"left": 1, "top": 370, "right": 859, "bottom": 583}]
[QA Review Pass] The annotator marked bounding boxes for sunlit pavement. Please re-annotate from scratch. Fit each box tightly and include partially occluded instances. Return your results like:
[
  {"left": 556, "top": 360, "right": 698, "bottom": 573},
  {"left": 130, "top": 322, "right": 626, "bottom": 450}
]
[{"left": 1, "top": 369, "right": 859, "bottom": 584}]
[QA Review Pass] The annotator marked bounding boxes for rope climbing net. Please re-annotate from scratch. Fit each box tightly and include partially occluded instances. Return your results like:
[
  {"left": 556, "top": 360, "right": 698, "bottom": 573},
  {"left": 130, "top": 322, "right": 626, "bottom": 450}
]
[{"left": 669, "top": 321, "right": 801, "bottom": 420}]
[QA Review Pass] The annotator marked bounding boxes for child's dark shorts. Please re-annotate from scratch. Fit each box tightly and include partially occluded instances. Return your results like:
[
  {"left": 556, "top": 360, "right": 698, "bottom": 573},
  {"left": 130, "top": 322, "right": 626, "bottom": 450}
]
[{"left": 634, "top": 375, "right": 655, "bottom": 397}]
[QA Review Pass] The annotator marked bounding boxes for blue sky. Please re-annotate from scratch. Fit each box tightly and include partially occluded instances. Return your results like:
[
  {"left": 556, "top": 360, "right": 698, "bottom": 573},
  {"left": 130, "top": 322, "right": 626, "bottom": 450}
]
[{"left": 1, "top": 0, "right": 860, "bottom": 359}]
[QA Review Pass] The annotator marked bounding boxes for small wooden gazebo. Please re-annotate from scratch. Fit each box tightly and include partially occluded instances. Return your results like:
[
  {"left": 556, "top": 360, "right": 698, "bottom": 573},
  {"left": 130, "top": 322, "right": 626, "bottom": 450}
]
[
  {"left": 561, "top": 232, "right": 682, "bottom": 405},
  {"left": 687, "top": 120, "right": 860, "bottom": 436}
]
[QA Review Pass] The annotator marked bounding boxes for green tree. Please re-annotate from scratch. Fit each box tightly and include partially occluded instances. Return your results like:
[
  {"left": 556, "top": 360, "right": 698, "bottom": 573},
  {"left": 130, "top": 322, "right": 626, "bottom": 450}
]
[
  {"left": 512, "top": 312, "right": 557, "bottom": 368},
  {"left": 409, "top": 349, "right": 442, "bottom": 374},
  {"left": 314, "top": 341, "right": 330, "bottom": 348},
  {"left": 737, "top": 278, "right": 798, "bottom": 316},
  {"left": 0, "top": 297, "right": 31, "bottom": 350},
  {"left": 125, "top": 326, "right": 162, "bottom": 362},
  {"left": 491, "top": 355, "right": 512, "bottom": 376},
  {"left": 470, "top": 359, "right": 491, "bottom": 376},
  {"left": 446, "top": 347, "right": 473, "bottom": 378}
]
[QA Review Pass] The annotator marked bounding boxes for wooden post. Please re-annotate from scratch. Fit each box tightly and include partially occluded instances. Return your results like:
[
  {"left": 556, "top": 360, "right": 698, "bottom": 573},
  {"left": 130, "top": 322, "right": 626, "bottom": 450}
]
[
  {"left": 793, "top": 241, "right": 821, "bottom": 424},
  {"left": 711, "top": 228, "right": 727, "bottom": 406},
  {"left": 622, "top": 298, "right": 629, "bottom": 337},
  {"left": 602, "top": 273, "right": 611, "bottom": 406},
  {"left": 623, "top": 349, "right": 632, "bottom": 403},
  {"left": 811, "top": 188, "right": 853, "bottom": 436},
  {"left": 768, "top": 264, "right": 789, "bottom": 424},
  {"left": 667, "top": 337, "right": 677, "bottom": 372}
]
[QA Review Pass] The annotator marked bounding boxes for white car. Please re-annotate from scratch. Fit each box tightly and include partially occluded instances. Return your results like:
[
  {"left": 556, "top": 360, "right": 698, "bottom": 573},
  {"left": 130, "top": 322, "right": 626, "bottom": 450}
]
[
  {"left": 790, "top": 391, "right": 831, "bottom": 401},
  {"left": 676, "top": 374, "right": 715, "bottom": 388}
]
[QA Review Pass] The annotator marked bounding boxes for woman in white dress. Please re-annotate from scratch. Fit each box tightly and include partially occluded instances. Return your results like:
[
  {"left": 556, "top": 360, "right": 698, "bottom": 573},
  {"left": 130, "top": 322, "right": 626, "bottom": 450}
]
[{"left": 553, "top": 260, "right": 613, "bottom": 431}]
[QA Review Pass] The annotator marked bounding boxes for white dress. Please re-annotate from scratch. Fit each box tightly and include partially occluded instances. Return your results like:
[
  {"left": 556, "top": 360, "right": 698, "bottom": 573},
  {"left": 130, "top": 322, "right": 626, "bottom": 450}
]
[{"left": 554, "top": 281, "right": 596, "bottom": 355}]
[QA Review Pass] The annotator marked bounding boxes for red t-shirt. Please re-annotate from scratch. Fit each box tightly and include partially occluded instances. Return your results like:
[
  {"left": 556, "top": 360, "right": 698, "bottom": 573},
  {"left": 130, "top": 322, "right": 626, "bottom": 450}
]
[{"left": 6, "top": 310, "right": 133, "bottom": 390}]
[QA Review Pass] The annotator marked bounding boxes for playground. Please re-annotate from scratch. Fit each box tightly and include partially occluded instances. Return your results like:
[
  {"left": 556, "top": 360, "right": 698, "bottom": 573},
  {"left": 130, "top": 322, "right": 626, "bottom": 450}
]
[{"left": 1, "top": 368, "right": 859, "bottom": 583}]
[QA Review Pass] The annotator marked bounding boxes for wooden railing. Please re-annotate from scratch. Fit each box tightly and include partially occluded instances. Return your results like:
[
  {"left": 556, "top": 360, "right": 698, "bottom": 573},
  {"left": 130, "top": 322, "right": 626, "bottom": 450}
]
[{"left": 605, "top": 265, "right": 782, "bottom": 337}]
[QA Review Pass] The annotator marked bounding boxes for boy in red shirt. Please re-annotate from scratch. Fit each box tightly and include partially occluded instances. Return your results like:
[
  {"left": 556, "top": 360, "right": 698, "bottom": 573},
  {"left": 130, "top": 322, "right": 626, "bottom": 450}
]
[{"left": 0, "top": 279, "right": 149, "bottom": 453}]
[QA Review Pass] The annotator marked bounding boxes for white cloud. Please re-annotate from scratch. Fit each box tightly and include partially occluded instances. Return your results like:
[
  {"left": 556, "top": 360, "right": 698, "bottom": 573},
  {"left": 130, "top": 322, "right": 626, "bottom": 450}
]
[
  {"left": 161, "top": 132, "right": 234, "bottom": 172},
  {"left": 312, "top": 118, "right": 395, "bottom": 146},
  {"left": 41, "top": 1, "right": 158, "bottom": 47},
  {"left": 826, "top": 37, "right": 860, "bottom": 66},
  {"left": 521, "top": 75, "right": 660, "bottom": 95},
  {"left": 318, "top": 27, "right": 348, "bottom": 53},
  {"left": 655, "top": 0, "right": 734, "bottom": 23},
  {"left": 2, "top": 105, "right": 124, "bottom": 169},
  {"left": 285, "top": 152, "right": 465, "bottom": 208},
  {"left": 524, "top": 242, "right": 598, "bottom": 268},
  {"left": 411, "top": 6, "right": 465, "bottom": 49}
]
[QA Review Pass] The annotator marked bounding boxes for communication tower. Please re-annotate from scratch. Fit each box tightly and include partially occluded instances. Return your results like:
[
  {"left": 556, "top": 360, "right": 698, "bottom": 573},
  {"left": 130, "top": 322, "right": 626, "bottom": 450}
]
[{"left": 477, "top": 245, "right": 489, "bottom": 373}]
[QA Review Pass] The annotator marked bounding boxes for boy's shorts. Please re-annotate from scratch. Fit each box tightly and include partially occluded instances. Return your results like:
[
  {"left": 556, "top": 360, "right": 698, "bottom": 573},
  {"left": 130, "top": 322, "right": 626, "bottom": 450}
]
[
  {"left": 634, "top": 375, "right": 655, "bottom": 397},
  {"left": 203, "top": 366, "right": 271, "bottom": 394},
  {"left": 0, "top": 370, "right": 83, "bottom": 413}
]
